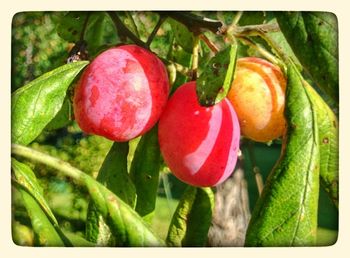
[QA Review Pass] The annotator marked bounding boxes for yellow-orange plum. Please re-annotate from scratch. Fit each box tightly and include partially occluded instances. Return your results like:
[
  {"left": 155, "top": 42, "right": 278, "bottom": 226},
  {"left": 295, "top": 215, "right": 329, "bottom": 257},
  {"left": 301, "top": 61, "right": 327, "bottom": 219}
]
[{"left": 228, "top": 57, "right": 287, "bottom": 142}]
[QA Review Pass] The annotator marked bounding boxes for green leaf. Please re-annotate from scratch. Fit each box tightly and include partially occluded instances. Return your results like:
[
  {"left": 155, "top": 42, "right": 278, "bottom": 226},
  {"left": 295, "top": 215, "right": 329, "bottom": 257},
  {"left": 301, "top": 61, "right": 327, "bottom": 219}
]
[
  {"left": 150, "top": 21, "right": 174, "bottom": 59},
  {"left": 196, "top": 43, "right": 238, "bottom": 106},
  {"left": 130, "top": 125, "right": 161, "bottom": 220},
  {"left": 304, "top": 81, "right": 338, "bottom": 208},
  {"left": 45, "top": 96, "right": 72, "bottom": 131},
  {"left": 86, "top": 142, "right": 136, "bottom": 245},
  {"left": 84, "top": 175, "right": 164, "bottom": 246},
  {"left": 265, "top": 17, "right": 302, "bottom": 69},
  {"left": 245, "top": 61, "right": 320, "bottom": 246},
  {"left": 11, "top": 143, "right": 164, "bottom": 247},
  {"left": 57, "top": 12, "right": 88, "bottom": 42},
  {"left": 276, "top": 12, "right": 338, "bottom": 103},
  {"left": 169, "top": 44, "right": 193, "bottom": 93},
  {"left": 11, "top": 159, "right": 72, "bottom": 246},
  {"left": 63, "top": 231, "right": 96, "bottom": 247},
  {"left": 85, "top": 12, "right": 118, "bottom": 57},
  {"left": 117, "top": 11, "right": 140, "bottom": 37},
  {"left": 168, "top": 18, "right": 195, "bottom": 53},
  {"left": 131, "top": 11, "right": 159, "bottom": 42},
  {"left": 166, "top": 186, "right": 214, "bottom": 247},
  {"left": 11, "top": 61, "right": 89, "bottom": 145}
]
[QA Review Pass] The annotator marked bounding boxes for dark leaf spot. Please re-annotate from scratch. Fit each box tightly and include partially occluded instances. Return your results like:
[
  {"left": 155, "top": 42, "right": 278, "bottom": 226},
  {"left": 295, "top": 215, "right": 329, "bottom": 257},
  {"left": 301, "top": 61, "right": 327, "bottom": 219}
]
[{"left": 322, "top": 137, "right": 329, "bottom": 144}]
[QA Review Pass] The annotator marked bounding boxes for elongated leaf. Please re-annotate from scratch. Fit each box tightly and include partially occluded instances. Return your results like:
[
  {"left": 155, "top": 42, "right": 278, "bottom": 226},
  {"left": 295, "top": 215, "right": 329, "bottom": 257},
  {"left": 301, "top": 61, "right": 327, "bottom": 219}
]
[
  {"left": 196, "top": 43, "right": 237, "bottom": 106},
  {"left": 11, "top": 144, "right": 164, "bottom": 246},
  {"left": 276, "top": 12, "right": 338, "bottom": 103},
  {"left": 245, "top": 61, "right": 320, "bottom": 246},
  {"left": 168, "top": 18, "right": 194, "bottom": 53},
  {"left": 117, "top": 11, "right": 140, "bottom": 37},
  {"left": 11, "top": 159, "right": 71, "bottom": 246},
  {"left": 130, "top": 126, "right": 161, "bottom": 219},
  {"left": 304, "top": 82, "right": 338, "bottom": 207},
  {"left": 15, "top": 187, "right": 65, "bottom": 246},
  {"left": 84, "top": 174, "right": 163, "bottom": 246},
  {"left": 63, "top": 231, "right": 96, "bottom": 247},
  {"left": 11, "top": 61, "right": 89, "bottom": 145},
  {"left": 166, "top": 186, "right": 214, "bottom": 247},
  {"left": 86, "top": 142, "right": 136, "bottom": 245},
  {"left": 12, "top": 159, "right": 58, "bottom": 224}
]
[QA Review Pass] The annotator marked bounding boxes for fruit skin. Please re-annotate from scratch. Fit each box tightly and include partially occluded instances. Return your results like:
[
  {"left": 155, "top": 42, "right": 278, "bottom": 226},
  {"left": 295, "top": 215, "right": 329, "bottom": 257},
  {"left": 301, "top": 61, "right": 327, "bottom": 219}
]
[
  {"left": 228, "top": 57, "right": 287, "bottom": 142},
  {"left": 158, "top": 81, "right": 240, "bottom": 187},
  {"left": 73, "top": 45, "right": 170, "bottom": 142}
]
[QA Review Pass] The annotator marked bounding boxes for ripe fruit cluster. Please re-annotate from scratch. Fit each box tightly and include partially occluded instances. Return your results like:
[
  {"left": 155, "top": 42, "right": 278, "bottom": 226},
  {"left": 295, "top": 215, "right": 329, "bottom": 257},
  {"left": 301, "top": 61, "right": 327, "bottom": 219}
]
[{"left": 74, "top": 45, "right": 286, "bottom": 187}]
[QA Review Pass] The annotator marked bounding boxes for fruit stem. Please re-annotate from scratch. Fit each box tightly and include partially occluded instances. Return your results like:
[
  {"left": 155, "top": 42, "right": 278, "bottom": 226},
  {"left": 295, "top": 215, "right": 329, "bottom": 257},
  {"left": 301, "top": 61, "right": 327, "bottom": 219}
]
[
  {"left": 237, "top": 36, "right": 284, "bottom": 69},
  {"left": 246, "top": 141, "right": 264, "bottom": 196},
  {"left": 199, "top": 34, "right": 219, "bottom": 54},
  {"left": 191, "top": 37, "right": 200, "bottom": 80},
  {"left": 159, "top": 57, "right": 191, "bottom": 77}
]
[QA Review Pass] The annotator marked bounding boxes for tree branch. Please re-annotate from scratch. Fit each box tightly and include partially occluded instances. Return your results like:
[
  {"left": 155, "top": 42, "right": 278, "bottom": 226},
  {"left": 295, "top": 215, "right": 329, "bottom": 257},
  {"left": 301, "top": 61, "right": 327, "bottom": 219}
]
[
  {"left": 156, "top": 11, "right": 223, "bottom": 34},
  {"left": 107, "top": 11, "right": 148, "bottom": 49},
  {"left": 146, "top": 15, "right": 166, "bottom": 47}
]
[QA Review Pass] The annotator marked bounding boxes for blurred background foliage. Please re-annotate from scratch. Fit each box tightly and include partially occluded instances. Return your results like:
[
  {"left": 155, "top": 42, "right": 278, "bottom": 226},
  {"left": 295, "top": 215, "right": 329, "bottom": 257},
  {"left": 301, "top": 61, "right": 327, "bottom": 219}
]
[{"left": 11, "top": 11, "right": 338, "bottom": 246}]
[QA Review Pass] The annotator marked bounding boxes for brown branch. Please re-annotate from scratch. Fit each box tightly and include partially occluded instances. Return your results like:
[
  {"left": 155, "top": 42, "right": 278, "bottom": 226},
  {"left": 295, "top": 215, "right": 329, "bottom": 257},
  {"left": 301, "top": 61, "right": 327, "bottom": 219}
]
[
  {"left": 156, "top": 11, "right": 223, "bottom": 34},
  {"left": 199, "top": 34, "right": 219, "bottom": 54}
]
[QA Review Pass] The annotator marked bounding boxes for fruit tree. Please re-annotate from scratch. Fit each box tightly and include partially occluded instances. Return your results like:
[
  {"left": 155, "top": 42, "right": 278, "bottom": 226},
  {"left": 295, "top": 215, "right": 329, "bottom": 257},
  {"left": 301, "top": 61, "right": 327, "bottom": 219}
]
[{"left": 11, "top": 11, "right": 338, "bottom": 247}]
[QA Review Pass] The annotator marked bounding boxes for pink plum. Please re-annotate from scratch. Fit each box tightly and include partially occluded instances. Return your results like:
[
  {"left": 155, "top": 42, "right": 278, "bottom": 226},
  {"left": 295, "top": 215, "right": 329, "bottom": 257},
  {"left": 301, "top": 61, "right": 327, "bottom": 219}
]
[
  {"left": 73, "top": 45, "right": 170, "bottom": 142},
  {"left": 158, "top": 81, "right": 241, "bottom": 187}
]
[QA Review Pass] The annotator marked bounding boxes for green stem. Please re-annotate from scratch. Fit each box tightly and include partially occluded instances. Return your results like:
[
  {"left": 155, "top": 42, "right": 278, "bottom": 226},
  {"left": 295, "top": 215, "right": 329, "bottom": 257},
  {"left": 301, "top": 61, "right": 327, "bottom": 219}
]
[
  {"left": 159, "top": 57, "right": 191, "bottom": 77},
  {"left": 191, "top": 36, "right": 200, "bottom": 80},
  {"left": 237, "top": 36, "right": 283, "bottom": 68},
  {"left": 12, "top": 144, "right": 83, "bottom": 182},
  {"left": 231, "top": 22, "right": 280, "bottom": 36},
  {"left": 246, "top": 141, "right": 264, "bottom": 195},
  {"left": 232, "top": 11, "right": 243, "bottom": 25}
]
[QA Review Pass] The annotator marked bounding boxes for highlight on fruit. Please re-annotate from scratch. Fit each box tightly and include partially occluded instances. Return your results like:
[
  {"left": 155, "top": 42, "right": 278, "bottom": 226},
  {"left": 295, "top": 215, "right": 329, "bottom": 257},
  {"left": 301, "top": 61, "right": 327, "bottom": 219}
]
[{"left": 158, "top": 81, "right": 241, "bottom": 187}]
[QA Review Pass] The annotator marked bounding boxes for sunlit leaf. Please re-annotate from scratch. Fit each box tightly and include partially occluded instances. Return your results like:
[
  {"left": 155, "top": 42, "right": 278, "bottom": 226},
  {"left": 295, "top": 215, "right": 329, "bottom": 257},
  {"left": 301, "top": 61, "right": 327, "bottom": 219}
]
[
  {"left": 11, "top": 61, "right": 88, "bottom": 145},
  {"left": 245, "top": 61, "right": 320, "bottom": 246}
]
